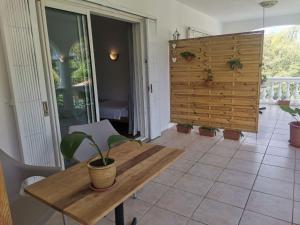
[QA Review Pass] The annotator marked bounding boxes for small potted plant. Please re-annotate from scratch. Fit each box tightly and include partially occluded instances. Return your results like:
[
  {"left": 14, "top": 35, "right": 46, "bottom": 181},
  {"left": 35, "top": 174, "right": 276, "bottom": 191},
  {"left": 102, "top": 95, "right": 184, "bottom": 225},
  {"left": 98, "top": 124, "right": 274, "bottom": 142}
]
[
  {"left": 176, "top": 124, "right": 193, "bottom": 133},
  {"left": 227, "top": 58, "right": 243, "bottom": 70},
  {"left": 277, "top": 96, "right": 290, "bottom": 106},
  {"left": 280, "top": 106, "right": 300, "bottom": 147},
  {"left": 60, "top": 132, "right": 141, "bottom": 189},
  {"left": 199, "top": 126, "right": 219, "bottom": 137},
  {"left": 180, "top": 51, "right": 196, "bottom": 62},
  {"left": 223, "top": 129, "right": 244, "bottom": 141}
]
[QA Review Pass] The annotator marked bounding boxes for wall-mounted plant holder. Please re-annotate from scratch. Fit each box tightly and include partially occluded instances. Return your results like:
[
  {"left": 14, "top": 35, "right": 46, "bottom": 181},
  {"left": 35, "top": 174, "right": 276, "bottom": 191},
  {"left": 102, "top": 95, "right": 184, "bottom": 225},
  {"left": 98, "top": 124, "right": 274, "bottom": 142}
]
[
  {"left": 203, "top": 68, "right": 213, "bottom": 87},
  {"left": 172, "top": 43, "right": 177, "bottom": 49},
  {"left": 227, "top": 58, "right": 243, "bottom": 71},
  {"left": 180, "top": 51, "right": 196, "bottom": 62},
  {"left": 172, "top": 57, "right": 177, "bottom": 63}
]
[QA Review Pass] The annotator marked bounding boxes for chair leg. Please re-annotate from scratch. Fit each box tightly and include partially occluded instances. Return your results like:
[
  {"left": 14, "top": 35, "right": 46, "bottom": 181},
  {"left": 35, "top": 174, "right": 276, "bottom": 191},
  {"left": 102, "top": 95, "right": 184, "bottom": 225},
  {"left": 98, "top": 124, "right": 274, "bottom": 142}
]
[{"left": 132, "top": 193, "right": 137, "bottom": 199}]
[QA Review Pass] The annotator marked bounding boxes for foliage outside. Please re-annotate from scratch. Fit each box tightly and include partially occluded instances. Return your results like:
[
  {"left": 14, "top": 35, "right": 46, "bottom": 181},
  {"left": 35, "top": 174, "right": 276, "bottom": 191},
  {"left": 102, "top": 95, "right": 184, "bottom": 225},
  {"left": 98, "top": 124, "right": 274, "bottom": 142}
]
[{"left": 280, "top": 105, "right": 300, "bottom": 122}]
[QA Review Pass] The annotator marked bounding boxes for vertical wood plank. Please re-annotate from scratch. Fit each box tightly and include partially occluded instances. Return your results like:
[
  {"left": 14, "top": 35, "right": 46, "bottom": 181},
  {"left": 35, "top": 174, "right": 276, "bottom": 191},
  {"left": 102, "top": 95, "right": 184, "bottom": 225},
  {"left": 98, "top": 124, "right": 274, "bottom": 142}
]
[{"left": 0, "top": 163, "right": 13, "bottom": 225}]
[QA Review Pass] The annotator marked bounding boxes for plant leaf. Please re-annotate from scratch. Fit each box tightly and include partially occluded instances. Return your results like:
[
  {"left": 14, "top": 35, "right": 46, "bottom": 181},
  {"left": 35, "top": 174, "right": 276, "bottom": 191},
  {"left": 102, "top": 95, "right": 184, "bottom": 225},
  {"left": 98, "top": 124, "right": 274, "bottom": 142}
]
[
  {"left": 280, "top": 105, "right": 297, "bottom": 116},
  {"left": 107, "top": 135, "right": 130, "bottom": 148},
  {"left": 60, "top": 132, "right": 89, "bottom": 160}
]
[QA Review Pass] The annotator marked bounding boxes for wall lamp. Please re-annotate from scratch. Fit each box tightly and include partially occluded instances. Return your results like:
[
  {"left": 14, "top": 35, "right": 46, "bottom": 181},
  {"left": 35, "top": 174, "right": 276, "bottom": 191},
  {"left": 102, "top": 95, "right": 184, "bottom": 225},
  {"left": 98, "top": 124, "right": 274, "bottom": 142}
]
[{"left": 109, "top": 50, "right": 119, "bottom": 61}]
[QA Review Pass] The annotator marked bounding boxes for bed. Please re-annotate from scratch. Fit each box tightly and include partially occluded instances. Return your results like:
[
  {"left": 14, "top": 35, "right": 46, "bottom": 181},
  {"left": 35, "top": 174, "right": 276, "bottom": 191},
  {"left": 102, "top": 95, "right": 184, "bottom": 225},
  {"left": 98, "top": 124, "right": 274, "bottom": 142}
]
[{"left": 99, "top": 100, "right": 128, "bottom": 120}]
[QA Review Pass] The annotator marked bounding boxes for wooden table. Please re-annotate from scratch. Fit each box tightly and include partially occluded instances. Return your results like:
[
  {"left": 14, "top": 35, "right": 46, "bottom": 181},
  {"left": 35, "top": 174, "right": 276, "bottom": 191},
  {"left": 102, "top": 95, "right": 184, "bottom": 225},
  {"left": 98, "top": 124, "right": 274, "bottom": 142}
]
[{"left": 25, "top": 142, "right": 183, "bottom": 225}]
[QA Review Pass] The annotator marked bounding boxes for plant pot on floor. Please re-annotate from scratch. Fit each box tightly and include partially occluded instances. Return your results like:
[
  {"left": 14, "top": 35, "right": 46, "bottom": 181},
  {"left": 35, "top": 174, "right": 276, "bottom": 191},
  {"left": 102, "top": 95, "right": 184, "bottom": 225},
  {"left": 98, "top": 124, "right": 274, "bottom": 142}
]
[
  {"left": 277, "top": 100, "right": 290, "bottom": 106},
  {"left": 88, "top": 157, "right": 116, "bottom": 189},
  {"left": 176, "top": 124, "right": 192, "bottom": 134},
  {"left": 199, "top": 128, "right": 216, "bottom": 137},
  {"left": 223, "top": 130, "right": 241, "bottom": 141},
  {"left": 290, "top": 121, "right": 300, "bottom": 148}
]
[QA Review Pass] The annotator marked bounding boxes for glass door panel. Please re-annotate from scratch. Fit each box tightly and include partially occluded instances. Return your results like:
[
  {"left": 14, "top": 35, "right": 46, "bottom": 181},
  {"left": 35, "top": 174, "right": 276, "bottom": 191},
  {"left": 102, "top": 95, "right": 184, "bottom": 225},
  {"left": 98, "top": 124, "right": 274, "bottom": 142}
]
[{"left": 45, "top": 8, "right": 95, "bottom": 137}]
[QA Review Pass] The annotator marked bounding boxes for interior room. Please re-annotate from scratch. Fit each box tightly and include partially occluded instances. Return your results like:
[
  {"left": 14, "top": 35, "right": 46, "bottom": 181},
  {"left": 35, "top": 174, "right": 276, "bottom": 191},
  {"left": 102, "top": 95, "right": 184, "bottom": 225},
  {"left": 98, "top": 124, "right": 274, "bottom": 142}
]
[
  {"left": 1, "top": 1, "right": 300, "bottom": 225},
  {"left": 91, "top": 15, "right": 138, "bottom": 138}
]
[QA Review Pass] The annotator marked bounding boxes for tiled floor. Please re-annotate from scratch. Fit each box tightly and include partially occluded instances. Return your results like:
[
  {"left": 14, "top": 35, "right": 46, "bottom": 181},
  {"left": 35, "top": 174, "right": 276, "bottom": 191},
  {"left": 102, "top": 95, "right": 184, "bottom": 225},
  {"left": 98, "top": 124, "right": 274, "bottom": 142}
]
[{"left": 46, "top": 106, "right": 300, "bottom": 225}]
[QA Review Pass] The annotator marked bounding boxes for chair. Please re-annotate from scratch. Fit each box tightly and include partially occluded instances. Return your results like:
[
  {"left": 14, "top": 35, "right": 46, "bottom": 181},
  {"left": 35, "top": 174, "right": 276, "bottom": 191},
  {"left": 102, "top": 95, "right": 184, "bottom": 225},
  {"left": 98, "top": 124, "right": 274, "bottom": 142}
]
[
  {"left": 0, "top": 149, "right": 61, "bottom": 225},
  {"left": 0, "top": 162, "right": 13, "bottom": 225},
  {"left": 68, "top": 119, "right": 120, "bottom": 162}
]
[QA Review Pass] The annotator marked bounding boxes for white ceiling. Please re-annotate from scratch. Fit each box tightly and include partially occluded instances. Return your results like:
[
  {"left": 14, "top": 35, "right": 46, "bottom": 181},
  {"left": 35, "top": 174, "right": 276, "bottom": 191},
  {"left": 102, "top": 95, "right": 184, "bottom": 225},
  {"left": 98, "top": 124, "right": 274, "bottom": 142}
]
[{"left": 177, "top": 0, "right": 300, "bottom": 22}]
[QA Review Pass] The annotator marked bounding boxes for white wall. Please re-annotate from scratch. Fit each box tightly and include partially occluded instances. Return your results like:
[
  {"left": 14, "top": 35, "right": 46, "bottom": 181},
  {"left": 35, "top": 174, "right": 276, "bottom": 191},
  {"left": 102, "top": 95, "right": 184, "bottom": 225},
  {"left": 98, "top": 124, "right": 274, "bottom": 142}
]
[
  {"left": 0, "top": 0, "right": 221, "bottom": 159},
  {"left": 88, "top": 0, "right": 222, "bottom": 131},
  {"left": 223, "top": 13, "right": 300, "bottom": 34},
  {"left": 0, "top": 34, "right": 21, "bottom": 160}
]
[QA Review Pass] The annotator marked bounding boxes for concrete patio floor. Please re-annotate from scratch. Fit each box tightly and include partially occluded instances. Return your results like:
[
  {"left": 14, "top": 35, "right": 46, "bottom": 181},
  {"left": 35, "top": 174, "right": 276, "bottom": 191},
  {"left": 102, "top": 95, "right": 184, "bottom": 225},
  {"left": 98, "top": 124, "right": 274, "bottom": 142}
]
[{"left": 46, "top": 105, "right": 300, "bottom": 225}]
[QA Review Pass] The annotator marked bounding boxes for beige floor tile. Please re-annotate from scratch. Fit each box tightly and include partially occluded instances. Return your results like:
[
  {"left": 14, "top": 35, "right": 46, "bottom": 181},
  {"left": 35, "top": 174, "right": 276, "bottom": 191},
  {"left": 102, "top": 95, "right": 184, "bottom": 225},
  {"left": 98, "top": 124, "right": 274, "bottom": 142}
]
[
  {"left": 269, "top": 140, "right": 290, "bottom": 149},
  {"left": 259, "top": 164, "right": 294, "bottom": 183},
  {"left": 169, "top": 158, "right": 195, "bottom": 172},
  {"left": 266, "top": 146, "right": 295, "bottom": 159},
  {"left": 246, "top": 191, "right": 293, "bottom": 222},
  {"left": 175, "top": 174, "right": 213, "bottom": 196},
  {"left": 186, "top": 220, "right": 205, "bottom": 225},
  {"left": 153, "top": 169, "right": 184, "bottom": 186},
  {"left": 296, "top": 171, "right": 300, "bottom": 185},
  {"left": 294, "top": 184, "right": 300, "bottom": 202},
  {"left": 156, "top": 188, "right": 203, "bottom": 217},
  {"left": 137, "top": 182, "right": 169, "bottom": 204},
  {"left": 139, "top": 206, "right": 188, "bottom": 225},
  {"left": 208, "top": 145, "right": 237, "bottom": 157},
  {"left": 217, "top": 169, "right": 256, "bottom": 189},
  {"left": 253, "top": 176, "right": 293, "bottom": 199},
  {"left": 227, "top": 159, "right": 260, "bottom": 174},
  {"left": 233, "top": 151, "right": 264, "bottom": 163},
  {"left": 296, "top": 160, "right": 300, "bottom": 171},
  {"left": 207, "top": 182, "right": 250, "bottom": 208},
  {"left": 188, "top": 163, "right": 223, "bottom": 180},
  {"left": 293, "top": 201, "right": 300, "bottom": 224},
  {"left": 239, "top": 144, "right": 267, "bottom": 154},
  {"left": 106, "top": 198, "right": 151, "bottom": 223},
  {"left": 262, "top": 155, "right": 295, "bottom": 169},
  {"left": 45, "top": 213, "right": 114, "bottom": 225},
  {"left": 193, "top": 198, "right": 243, "bottom": 225},
  {"left": 244, "top": 137, "right": 270, "bottom": 146},
  {"left": 180, "top": 149, "right": 206, "bottom": 162},
  {"left": 240, "top": 210, "right": 291, "bottom": 225},
  {"left": 215, "top": 139, "right": 241, "bottom": 149},
  {"left": 199, "top": 154, "right": 231, "bottom": 168}
]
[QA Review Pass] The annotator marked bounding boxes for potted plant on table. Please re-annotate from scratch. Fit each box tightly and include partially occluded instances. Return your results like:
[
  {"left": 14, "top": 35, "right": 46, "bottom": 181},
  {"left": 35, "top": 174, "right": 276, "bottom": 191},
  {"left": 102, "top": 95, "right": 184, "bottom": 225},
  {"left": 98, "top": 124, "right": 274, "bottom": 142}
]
[
  {"left": 60, "top": 132, "right": 141, "bottom": 189},
  {"left": 176, "top": 124, "right": 193, "bottom": 133},
  {"left": 199, "top": 126, "right": 219, "bottom": 137},
  {"left": 180, "top": 51, "right": 196, "bottom": 62},
  {"left": 223, "top": 129, "right": 244, "bottom": 141},
  {"left": 280, "top": 106, "right": 300, "bottom": 148}
]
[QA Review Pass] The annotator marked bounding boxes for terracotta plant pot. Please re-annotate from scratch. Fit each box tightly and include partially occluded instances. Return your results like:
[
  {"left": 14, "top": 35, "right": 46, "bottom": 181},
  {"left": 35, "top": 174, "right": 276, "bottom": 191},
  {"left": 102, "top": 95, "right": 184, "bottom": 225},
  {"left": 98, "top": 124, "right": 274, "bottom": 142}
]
[
  {"left": 223, "top": 130, "right": 241, "bottom": 141},
  {"left": 205, "top": 80, "right": 213, "bottom": 87},
  {"left": 185, "top": 56, "right": 194, "bottom": 62},
  {"left": 277, "top": 100, "right": 290, "bottom": 106},
  {"left": 176, "top": 125, "right": 192, "bottom": 134},
  {"left": 87, "top": 157, "right": 116, "bottom": 189},
  {"left": 290, "top": 121, "right": 300, "bottom": 148},
  {"left": 199, "top": 128, "right": 215, "bottom": 137}
]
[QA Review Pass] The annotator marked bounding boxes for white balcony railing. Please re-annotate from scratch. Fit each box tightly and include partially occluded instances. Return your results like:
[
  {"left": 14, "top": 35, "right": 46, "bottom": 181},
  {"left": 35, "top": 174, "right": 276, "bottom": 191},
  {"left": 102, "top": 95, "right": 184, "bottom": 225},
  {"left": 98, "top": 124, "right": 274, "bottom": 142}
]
[{"left": 260, "top": 77, "right": 300, "bottom": 106}]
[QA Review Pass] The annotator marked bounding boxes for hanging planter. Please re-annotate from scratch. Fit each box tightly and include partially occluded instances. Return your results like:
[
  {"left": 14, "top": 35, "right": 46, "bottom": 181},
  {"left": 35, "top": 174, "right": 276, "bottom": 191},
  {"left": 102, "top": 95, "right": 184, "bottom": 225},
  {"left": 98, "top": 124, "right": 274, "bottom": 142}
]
[
  {"left": 204, "top": 69, "right": 213, "bottom": 87},
  {"left": 227, "top": 58, "right": 243, "bottom": 70},
  {"left": 180, "top": 51, "right": 196, "bottom": 62}
]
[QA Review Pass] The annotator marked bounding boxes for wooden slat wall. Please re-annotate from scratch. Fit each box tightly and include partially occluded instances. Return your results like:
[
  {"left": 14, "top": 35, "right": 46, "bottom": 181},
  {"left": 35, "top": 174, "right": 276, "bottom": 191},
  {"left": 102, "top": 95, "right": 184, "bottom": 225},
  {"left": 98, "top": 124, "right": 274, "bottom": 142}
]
[
  {"left": 170, "top": 31, "right": 264, "bottom": 132},
  {"left": 0, "top": 163, "right": 13, "bottom": 225}
]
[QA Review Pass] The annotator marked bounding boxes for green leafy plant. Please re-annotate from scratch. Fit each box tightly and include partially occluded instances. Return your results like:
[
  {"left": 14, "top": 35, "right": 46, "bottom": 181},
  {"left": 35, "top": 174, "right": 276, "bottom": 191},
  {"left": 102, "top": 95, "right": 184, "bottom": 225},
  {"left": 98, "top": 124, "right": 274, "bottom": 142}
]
[
  {"left": 280, "top": 106, "right": 300, "bottom": 122},
  {"left": 200, "top": 126, "right": 219, "bottom": 132},
  {"left": 227, "top": 58, "right": 243, "bottom": 70},
  {"left": 60, "top": 132, "right": 141, "bottom": 166},
  {"left": 180, "top": 51, "right": 196, "bottom": 60}
]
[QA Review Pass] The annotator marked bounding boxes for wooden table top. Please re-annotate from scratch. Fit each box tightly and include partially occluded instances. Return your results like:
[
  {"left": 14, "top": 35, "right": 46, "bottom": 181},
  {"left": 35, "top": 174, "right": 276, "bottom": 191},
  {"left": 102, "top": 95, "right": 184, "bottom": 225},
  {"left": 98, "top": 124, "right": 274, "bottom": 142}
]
[{"left": 25, "top": 142, "right": 183, "bottom": 225}]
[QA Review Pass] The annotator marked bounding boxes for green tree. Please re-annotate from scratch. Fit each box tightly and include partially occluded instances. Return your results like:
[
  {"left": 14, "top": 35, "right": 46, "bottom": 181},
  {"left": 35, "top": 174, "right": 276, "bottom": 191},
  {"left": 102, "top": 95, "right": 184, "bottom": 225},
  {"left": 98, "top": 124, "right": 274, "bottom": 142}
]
[{"left": 262, "top": 26, "right": 300, "bottom": 78}]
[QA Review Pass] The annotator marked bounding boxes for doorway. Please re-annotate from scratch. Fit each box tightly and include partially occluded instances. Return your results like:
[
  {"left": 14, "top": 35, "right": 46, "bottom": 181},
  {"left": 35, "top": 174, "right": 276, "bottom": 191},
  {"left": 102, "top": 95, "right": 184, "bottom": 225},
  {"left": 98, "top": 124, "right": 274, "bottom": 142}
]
[{"left": 90, "top": 15, "right": 140, "bottom": 138}]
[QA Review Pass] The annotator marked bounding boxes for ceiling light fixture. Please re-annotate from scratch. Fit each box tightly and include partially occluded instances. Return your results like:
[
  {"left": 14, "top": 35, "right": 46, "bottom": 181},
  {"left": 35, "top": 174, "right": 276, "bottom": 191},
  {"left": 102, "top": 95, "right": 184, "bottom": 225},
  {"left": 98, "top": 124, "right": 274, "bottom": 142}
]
[{"left": 259, "top": 0, "right": 279, "bottom": 28}]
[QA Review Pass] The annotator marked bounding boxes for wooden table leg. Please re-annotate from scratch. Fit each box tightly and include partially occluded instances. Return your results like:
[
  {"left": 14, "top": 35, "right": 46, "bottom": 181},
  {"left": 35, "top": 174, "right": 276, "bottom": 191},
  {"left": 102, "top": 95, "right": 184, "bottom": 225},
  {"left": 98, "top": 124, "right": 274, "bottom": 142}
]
[{"left": 115, "top": 203, "right": 137, "bottom": 225}]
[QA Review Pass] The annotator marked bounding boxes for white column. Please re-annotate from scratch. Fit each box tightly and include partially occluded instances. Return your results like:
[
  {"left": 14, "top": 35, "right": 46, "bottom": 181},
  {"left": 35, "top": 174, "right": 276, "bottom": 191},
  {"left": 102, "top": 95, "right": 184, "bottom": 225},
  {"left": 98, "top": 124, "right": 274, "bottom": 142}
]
[
  {"left": 286, "top": 82, "right": 291, "bottom": 99},
  {"left": 278, "top": 82, "right": 282, "bottom": 100},
  {"left": 270, "top": 82, "right": 275, "bottom": 103},
  {"left": 295, "top": 82, "right": 299, "bottom": 105}
]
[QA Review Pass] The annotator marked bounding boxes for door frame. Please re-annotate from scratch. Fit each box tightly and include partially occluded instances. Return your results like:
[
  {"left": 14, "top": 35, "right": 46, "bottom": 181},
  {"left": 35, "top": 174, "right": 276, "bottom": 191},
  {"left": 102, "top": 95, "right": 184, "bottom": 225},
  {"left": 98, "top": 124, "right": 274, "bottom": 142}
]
[{"left": 36, "top": 0, "right": 151, "bottom": 165}]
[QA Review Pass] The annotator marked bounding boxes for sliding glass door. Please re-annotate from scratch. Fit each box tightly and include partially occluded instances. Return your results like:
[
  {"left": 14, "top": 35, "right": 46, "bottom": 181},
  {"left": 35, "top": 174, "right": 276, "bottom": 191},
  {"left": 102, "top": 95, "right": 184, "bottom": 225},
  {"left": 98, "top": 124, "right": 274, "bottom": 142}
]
[{"left": 45, "top": 8, "right": 96, "bottom": 137}]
